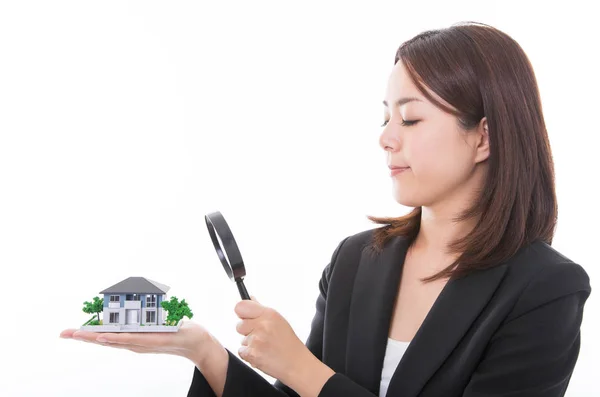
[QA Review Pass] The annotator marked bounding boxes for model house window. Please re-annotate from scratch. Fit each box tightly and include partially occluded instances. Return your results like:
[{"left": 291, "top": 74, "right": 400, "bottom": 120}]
[
  {"left": 146, "top": 311, "right": 156, "bottom": 323},
  {"left": 126, "top": 294, "right": 141, "bottom": 301},
  {"left": 146, "top": 294, "right": 156, "bottom": 308},
  {"left": 109, "top": 313, "right": 119, "bottom": 323},
  {"left": 110, "top": 295, "right": 120, "bottom": 302}
]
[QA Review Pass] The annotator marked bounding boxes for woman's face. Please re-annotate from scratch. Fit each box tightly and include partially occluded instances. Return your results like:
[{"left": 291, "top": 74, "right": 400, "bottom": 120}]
[{"left": 380, "top": 61, "right": 489, "bottom": 212}]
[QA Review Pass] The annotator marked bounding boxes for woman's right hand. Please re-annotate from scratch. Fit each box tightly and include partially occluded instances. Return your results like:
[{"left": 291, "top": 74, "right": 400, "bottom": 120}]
[{"left": 60, "top": 320, "right": 219, "bottom": 369}]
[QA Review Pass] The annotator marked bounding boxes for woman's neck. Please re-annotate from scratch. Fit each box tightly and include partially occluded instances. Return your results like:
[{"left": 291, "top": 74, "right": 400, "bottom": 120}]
[{"left": 412, "top": 205, "right": 478, "bottom": 258}]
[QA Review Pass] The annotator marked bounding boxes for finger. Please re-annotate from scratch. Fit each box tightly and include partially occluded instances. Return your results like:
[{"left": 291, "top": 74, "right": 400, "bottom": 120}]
[
  {"left": 60, "top": 329, "right": 78, "bottom": 339},
  {"left": 235, "top": 319, "right": 257, "bottom": 336},
  {"left": 71, "top": 330, "right": 104, "bottom": 343},
  {"left": 69, "top": 330, "right": 165, "bottom": 347},
  {"left": 240, "top": 334, "right": 253, "bottom": 346},
  {"left": 96, "top": 332, "right": 171, "bottom": 348},
  {"left": 250, "top": 295, "right": 260, "bottom": 303},
  {"left": 125, "top": 345, "right": 155, "bottom": 354},
  {"left": 68, "top": 330, "right": 174, "bottom": 354},
  {"left": 96, "top": 341, "right": 158, "bottom": 354},
  {"left": 234, "top": 300, "right": 264, "bottom": 319},
  {"left": 238, "top": 346, "right": 255, "bottom": 366},
  {"left": 95, "top": 333, "right": 138, "bottom": 345}
]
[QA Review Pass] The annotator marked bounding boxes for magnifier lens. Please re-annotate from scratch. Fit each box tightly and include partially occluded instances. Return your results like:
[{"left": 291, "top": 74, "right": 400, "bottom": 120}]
[
  {"left": 215, "top": 233, "right": 232, "bottom": 269},
  {"left": 205, "top": 211, "right": 250, "bottom": 300}
]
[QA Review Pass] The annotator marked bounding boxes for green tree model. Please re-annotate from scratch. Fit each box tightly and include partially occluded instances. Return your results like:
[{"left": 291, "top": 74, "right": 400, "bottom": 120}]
[
  {"left": 83, "top": 296, "right": 104, "bottom": 322},
  {"left": 161, "top": 296, "right": 193, "bottom": 326}
]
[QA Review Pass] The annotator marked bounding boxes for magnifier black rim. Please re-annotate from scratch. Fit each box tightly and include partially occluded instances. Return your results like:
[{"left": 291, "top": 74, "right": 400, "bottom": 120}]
[
  {"left": 205, "top": 211, "right": 246, "bottom": 280},
  {"left": 205, "top": 218, "right": 232, "bottom": 279}
]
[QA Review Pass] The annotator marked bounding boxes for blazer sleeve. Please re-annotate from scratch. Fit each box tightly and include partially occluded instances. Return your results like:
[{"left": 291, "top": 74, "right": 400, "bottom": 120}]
[
  {"left": 187, "top": 236, "right": 351, "bottom": 397},
  {"left": 461, "top": 261, "right": 592, "bottom": 397}
]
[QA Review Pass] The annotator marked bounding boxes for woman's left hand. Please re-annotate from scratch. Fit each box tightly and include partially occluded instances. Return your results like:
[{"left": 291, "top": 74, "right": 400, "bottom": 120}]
[{"left": 234, "top": 296, "right": 312, "bottom": 383}]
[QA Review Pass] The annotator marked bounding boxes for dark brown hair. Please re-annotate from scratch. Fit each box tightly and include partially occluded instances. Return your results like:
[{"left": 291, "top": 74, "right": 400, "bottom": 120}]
[{"left": 367, "top": 22, "right": 557, "bottom": 282}]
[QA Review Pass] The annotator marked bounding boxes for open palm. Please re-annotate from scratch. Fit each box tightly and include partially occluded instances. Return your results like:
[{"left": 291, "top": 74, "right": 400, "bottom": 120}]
[{"left": 60, "top": 320, "right": 211, "bottom": 364}]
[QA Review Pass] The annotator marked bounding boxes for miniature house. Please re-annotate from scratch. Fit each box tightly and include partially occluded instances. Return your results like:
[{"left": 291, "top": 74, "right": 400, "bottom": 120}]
[{"left": 100, "top": 277, "right": 169, "bottom": 326}]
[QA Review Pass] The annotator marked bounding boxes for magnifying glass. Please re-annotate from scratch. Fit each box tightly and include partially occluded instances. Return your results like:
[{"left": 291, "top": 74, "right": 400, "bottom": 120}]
[{"left": 204, "top": 211, "right": 250, "bottom": 300}]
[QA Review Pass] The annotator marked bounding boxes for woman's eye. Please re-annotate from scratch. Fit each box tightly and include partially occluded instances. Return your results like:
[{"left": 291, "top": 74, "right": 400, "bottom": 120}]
[
  {"left": 401, "top": 119, "right": 418, "bottom": 126},
  {"left": 381, "top": 119, "right": 419, "bottom": 127}
]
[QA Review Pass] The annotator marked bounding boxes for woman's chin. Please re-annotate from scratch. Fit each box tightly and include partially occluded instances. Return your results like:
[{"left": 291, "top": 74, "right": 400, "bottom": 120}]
[{"left": 393, "top": 195, "right": 422, "bottom": 208}]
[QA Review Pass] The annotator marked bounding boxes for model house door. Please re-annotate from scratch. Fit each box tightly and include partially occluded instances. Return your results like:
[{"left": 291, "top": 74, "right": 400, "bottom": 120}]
[{"left": 126, "top": 309, "right": 138, "bottom": 324}]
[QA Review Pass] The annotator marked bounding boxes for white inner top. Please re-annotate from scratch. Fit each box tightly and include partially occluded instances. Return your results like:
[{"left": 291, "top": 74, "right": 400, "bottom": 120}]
[{"left": 379, "top": 337, "right": 411, "bottom": 397}]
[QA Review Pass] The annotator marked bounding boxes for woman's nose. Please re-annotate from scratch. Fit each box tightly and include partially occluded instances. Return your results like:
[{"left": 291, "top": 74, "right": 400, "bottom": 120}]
[{"left": 379, "top": 124, "right": 399, "bottom": 152}]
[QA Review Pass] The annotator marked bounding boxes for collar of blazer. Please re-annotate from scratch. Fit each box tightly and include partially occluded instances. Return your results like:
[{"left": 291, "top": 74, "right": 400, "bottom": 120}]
[{"left": 343, "top": 235, "right": 509, "bottom": 397}]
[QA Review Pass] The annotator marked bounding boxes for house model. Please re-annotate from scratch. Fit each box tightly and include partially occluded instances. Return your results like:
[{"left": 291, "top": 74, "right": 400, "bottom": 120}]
[
  {"left": 100, "top": 277, "right": 169, "bottom": 326},
  {"left": 80, "top": 276, "right": 185, "bottom": 332}
]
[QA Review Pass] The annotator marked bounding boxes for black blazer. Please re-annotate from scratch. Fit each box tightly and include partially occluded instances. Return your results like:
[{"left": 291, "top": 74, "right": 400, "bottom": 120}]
[{"left": 187, "top": 229, "right": 591, "bottom": 397}]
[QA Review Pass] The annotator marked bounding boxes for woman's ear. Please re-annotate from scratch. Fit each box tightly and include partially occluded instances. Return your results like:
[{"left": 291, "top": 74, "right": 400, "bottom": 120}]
[{"left": 474, "top": 117, "right": 490, "bottom": 163}]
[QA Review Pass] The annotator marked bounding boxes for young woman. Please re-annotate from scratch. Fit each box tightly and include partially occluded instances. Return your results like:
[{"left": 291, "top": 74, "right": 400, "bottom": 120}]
[{"left": 61, "top": 22, "right": 592, "bottom": 397}]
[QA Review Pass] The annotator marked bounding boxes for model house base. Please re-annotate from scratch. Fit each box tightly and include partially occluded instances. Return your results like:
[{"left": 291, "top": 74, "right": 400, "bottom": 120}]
[{"left": 80, "top": 323, "right": 181, "bottom": 333}]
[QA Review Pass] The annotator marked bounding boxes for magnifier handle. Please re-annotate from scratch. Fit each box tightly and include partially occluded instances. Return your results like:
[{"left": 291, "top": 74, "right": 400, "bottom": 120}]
[{"left": 236, "top": 279, "right": 250, "bottom": 300}]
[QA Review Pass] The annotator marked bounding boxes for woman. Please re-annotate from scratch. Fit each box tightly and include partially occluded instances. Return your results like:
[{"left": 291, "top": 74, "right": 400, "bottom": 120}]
[{"left": 61, "top": 22, "right": 592, "bottom": 397}]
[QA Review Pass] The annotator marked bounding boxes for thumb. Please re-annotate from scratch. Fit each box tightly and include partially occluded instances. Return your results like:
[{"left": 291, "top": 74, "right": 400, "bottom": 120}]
[{"left": 250, "top": 295, "right": 260, "bottom": 304}]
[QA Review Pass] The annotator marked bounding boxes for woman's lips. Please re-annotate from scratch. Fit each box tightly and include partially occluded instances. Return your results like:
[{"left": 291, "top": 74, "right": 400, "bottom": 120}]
[{"left": 390, "top": 167, "right": 410, "bottom": 176}]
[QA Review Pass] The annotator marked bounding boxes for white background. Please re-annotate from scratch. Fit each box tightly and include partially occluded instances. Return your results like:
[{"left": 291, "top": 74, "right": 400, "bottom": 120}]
[{"left": 1, "top": 1, "right": 598, "bottom": 396}]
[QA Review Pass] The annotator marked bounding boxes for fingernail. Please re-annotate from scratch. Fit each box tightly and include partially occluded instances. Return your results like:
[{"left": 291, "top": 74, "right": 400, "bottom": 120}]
[{"left": 97, "top": 337, "right": 108, "bottom": 343}]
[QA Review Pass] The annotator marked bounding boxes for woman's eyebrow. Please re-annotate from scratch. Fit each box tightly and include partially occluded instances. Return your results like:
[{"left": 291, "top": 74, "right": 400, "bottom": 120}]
[{"left": 382, "top": 96, "right": 422, "bottom": 107}]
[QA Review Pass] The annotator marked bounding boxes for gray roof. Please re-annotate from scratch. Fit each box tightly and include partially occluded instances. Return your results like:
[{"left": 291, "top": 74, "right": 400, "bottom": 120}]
[{"left": 99, "top": 277, "right": 170, "bottom": 294}]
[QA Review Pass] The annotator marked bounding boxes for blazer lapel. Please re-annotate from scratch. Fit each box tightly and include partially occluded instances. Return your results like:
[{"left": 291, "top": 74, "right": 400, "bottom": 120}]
[
  {"left": 345, "top": 235, "right": 410, "bottom": 394},
  {"left": 386, "top": 261, "right": 508, "bottom": 396}
]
